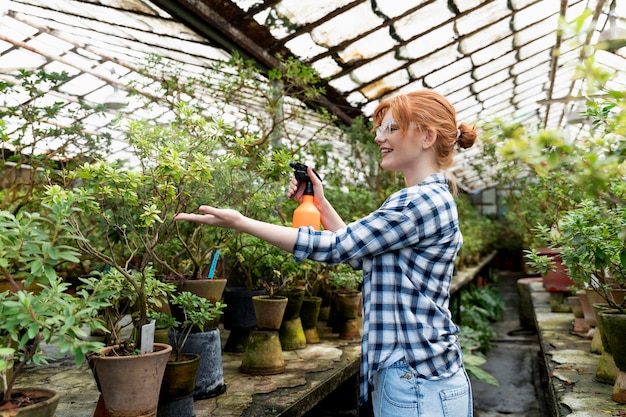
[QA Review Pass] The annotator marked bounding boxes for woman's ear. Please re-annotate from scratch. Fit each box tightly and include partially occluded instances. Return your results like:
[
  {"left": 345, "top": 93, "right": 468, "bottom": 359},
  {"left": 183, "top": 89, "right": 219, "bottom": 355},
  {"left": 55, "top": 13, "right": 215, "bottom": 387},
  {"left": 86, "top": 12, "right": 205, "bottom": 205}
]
[{"left": 422, "top": 129, "right": 436, "bottom": 149}]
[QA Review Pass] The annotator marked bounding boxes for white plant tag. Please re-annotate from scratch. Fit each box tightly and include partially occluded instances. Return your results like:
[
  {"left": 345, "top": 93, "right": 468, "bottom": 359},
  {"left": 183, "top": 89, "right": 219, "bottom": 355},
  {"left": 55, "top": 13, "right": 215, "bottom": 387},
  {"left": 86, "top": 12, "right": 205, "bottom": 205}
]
[{"left": 140, "top": 320, "right": 156, "bottom": 354}]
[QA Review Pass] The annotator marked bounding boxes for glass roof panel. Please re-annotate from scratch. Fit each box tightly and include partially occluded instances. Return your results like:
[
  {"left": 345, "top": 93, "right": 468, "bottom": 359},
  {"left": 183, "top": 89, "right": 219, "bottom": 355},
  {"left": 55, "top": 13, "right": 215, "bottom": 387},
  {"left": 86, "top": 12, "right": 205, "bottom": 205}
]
[
  {"left": 309, "top": 3, "right": 382, "bottom": 47},
  {"left": 402, "top": 23, "right": 457, "bottom": 58},
  {"left": 459, "top": 20, "right": 512, "bottom": 55},
  {"left": 338, "top": 29, "right": 397, "bottom": 63},
  {"left": 274, "top": 0, "right": 355, "bottom": 28},
  {"left": 425, "top": 59, "right": 473, "bottom": 88},
  {"left": 2, "top": 0, "right": 624, "bottom": 193},
  {"left": 393, "top": 2, "right": 453, "bottom": 40}
]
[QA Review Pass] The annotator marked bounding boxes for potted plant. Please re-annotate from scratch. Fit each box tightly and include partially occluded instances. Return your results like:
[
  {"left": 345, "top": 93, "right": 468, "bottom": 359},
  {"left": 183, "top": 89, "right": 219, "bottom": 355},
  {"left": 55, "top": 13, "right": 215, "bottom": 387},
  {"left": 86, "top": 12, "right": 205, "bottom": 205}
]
[
  {"left": 240, "top": 269, "right": 291, "bottom": 376},
  {"left": 80, "top": 267, "right": 174, "bottom": 417},
  {"left": 160, "top": 290, "right": 225, "bottom": 413},
  {"left": 328, "top": 264, "right": 363, "bottom": 340},
  {"left": 486, "top": 43, "right": 626, "bottom": 403},
  {"left": 0, "top": 189, "right": 111, "bottom": 415},
  {"left": 297, "top": 262, "right": 325, "bottom": 343}
]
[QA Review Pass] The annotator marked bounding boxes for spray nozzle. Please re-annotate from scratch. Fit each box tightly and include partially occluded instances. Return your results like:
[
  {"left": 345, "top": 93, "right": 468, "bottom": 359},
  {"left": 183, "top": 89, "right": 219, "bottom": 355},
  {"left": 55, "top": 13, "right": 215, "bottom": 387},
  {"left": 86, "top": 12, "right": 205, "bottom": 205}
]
[{"left": 289, "top": 162, "right": 322, "bottom": 199}]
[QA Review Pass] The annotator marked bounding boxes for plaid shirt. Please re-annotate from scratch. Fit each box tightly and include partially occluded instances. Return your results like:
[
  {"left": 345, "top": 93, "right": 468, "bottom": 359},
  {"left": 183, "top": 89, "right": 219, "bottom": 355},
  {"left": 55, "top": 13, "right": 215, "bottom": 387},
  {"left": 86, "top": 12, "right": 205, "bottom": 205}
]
[{"left": 292, "top": 173, "right": 463, "bottom": 404}]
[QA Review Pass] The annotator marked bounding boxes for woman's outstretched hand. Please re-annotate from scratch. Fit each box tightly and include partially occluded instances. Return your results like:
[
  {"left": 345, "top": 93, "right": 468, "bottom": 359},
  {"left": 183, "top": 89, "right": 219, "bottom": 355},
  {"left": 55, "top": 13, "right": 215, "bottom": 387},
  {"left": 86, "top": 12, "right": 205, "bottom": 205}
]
[
  {"left": 175, "top": 205, "right": 299, "bottom": 252},
  {"left": 174, "top": 205, "right": 244, "bottom": 229}
]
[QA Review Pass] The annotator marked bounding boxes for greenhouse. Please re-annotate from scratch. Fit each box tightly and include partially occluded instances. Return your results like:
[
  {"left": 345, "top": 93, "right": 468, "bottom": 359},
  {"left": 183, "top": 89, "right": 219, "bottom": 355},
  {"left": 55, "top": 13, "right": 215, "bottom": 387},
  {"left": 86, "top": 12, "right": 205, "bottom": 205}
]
[{"left": 1, "top": 0, "right": 625, "bottom": 416}]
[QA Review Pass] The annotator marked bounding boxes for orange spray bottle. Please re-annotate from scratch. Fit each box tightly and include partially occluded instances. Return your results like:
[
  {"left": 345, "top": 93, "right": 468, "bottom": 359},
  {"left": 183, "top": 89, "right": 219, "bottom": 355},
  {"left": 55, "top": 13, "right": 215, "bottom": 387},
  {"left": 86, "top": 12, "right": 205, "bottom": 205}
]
[{"left": 289, "top": 162, "right": 321, "bottom": 230}]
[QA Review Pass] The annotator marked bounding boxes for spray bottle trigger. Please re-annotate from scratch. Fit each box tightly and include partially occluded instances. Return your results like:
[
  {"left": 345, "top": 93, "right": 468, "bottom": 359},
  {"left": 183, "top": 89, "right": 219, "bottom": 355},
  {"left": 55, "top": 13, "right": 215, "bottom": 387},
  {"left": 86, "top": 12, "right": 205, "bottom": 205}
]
[{"left": 288, "top": 162, "right": 322, "bottom": 199}]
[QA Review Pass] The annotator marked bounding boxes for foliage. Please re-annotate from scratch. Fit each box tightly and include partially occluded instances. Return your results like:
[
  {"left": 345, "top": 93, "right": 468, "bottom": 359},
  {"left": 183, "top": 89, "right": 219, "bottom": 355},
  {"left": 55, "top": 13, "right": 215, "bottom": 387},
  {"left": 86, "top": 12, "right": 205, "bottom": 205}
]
[
  {"left": 0, "top": 69, "right": 112, "bottom": 216},
  {"left": 66, "top": 103, "right": 226, "bottom": 283},
  {"left": 0, "top": 189, "right": 111, "bottom": 403},
  {"left": 481, "top": 124, "right": 586, "bottom": 249},
  {"left": 557, "top": 199, "right": 626, "bottom": 311},
  {"left": 457, "top": 283, "right": 505, "bottom": 386},
  {"left": 328, "top": 264, "right": 363, "bottom": 293},
  {"left": 455, "top": 194, "right": 499, "bottom": 267},
  {"left": 461, "top": 346, "right": 500, "bottom": 386},
  {"left": 168, "top": 291, "right": 226, "bottom": 361},
  {"left": 79, "top": 267, "right": 176, "bottom": 350},
  {"left": 481, "top": 14, "right": 626, "bottom": 309},
  {"left": 459, "top": 285, "right": 505, "bottom": 354}
]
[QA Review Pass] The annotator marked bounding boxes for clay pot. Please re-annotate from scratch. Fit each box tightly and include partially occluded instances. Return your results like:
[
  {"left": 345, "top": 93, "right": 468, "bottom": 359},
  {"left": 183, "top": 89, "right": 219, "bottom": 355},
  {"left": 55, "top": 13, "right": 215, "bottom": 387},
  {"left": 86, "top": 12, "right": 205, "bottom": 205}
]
[
  {"left": 536, "top": 248, "right": 574, "bottom": 292},
  {"left": 252, "top": 295, "right": 288, "bottom": 330},
  {"left": 88, "top": 343, "right": 172, "bottom": 417},
  {"left": 334, "top": 291, "right": 362, "bottom": 340},
  {"left": 599, "top": 310, "right": 626, "bottom": 403},
  {"left": 300, "top": 296, "right": 322, "bottom": 344},
  {"left": 0, "top": 387, "right": 60, "bottom": 417}
]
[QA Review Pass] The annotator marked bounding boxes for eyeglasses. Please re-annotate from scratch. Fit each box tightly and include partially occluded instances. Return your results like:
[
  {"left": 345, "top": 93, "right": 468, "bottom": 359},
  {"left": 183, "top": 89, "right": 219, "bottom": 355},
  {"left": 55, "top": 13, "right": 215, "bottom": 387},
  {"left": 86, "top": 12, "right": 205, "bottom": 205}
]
[{"left": 375, "top": 120, "right": 399, "bottom": 140}]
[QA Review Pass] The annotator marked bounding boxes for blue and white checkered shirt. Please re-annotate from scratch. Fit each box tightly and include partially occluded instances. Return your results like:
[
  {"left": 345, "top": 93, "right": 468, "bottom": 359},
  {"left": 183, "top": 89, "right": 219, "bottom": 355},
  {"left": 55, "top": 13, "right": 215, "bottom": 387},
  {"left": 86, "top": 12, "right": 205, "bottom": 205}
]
[{"left": 292, "top": 173, "right": 463, "bottom": 404}]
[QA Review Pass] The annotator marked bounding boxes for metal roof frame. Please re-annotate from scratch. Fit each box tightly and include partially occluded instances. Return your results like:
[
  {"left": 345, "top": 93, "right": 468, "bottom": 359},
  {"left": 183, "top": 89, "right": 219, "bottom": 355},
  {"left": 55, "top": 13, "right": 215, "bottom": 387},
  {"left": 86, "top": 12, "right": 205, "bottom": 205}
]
[{"left": 1, "top": 0, "right": 625, "bottom": 193}]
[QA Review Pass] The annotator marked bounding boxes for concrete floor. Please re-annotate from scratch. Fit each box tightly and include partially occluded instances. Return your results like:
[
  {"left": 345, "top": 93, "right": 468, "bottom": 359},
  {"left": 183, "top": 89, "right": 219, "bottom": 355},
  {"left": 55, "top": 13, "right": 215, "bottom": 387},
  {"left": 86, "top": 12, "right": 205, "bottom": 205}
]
[{"left": 472, "top": 271, "right": 550, "bottom": 417}]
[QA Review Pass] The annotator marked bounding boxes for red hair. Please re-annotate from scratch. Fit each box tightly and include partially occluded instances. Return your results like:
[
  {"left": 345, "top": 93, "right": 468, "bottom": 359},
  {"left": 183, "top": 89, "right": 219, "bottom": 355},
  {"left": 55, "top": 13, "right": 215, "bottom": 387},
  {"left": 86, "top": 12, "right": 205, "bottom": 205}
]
[{"left": 372, "top": 90, "right": 476, "bottom": 170}]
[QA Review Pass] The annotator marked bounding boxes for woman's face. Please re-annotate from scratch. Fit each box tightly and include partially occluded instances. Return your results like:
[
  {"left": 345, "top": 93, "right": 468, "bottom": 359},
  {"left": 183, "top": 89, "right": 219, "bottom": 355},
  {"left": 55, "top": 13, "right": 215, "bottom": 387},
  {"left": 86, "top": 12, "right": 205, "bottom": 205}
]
[{"left": 374, "top": 110, "right": 426, "bottom": 176}]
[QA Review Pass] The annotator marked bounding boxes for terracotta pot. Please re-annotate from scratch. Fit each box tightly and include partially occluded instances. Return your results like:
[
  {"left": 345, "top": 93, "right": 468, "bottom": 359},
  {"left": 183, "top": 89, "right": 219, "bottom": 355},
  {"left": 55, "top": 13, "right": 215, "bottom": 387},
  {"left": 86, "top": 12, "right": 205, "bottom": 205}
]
[
  {"left": 334, "top": 291, "right": 362, "bottom": 340},
  {"left": 88, "top": 343, "right": 172, "bottom": 417},
  {"left": 179, "top": 278, "right": 227, "bottom": 305},
  {"left": 593, "top": 304, "right": 619, "bottom": 384},
  {"left": 600, "top": 311, "right": 626, "bottom": 371},
  {"left": 0, "top": 387, "right": 60, "bottom": 417},
  {"left": 536, "top": 248, "right": 574, "bottom": 293},
  {"left": 252, "top": 295, "right": 288, "bottom": 330},
  {"left": 567, "top": 295, "right": 584, "bottom": 318},
  {"left": 578, "top": 290, "right": 597, "bottom": 328},
  {"left": 277, "top": 288, "right": 306, "bottom": 350},
  {"left": 335, "top": 291, "right": 361, "bottom": 320},
  {"left": 157, "top": 353, "right": 200, "bottom": 417},
  {"left": 277, "top": 287, "right": 305, "bottom": 321},
  {"left": 568, "top": 295, "right": 590, "bottom": 333}
]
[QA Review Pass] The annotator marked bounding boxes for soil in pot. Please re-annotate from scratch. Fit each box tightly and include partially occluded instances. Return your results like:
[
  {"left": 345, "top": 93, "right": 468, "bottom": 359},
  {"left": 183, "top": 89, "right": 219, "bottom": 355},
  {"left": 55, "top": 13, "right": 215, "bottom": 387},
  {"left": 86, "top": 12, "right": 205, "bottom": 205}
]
[{"left": 0, "top": 387, "right": 60, "bottom": 417}]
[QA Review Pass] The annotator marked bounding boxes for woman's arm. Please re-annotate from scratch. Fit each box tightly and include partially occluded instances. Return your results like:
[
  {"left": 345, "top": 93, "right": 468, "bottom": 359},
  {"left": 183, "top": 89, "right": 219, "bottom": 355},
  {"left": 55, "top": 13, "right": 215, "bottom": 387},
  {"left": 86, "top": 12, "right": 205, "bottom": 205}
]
[{"left": 174, "top": 206, "right": 299, "bottom": 253}]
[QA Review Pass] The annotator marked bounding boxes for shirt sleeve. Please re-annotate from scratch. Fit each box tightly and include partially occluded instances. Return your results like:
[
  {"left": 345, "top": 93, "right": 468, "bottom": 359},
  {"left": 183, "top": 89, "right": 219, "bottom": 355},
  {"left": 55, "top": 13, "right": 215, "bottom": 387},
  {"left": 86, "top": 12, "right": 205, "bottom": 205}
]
[{"left": 292, "top": 186, "right": 444, "bottom": 265}]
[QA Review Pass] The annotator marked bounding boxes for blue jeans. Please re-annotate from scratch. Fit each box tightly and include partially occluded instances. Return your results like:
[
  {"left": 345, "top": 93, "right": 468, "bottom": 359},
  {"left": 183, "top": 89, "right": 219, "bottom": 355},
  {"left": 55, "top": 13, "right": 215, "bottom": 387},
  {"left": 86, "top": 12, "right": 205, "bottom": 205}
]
[{"left": 371, "top": 361, "right": 473, "bottom": 417}]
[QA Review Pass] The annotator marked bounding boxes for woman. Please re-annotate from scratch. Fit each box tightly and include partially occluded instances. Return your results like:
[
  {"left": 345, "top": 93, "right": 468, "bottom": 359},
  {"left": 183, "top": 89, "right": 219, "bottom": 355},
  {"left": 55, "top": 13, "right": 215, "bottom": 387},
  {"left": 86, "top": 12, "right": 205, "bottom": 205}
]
[{"left": 175, "top": 89, "right": 477, "bottom": 417}]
